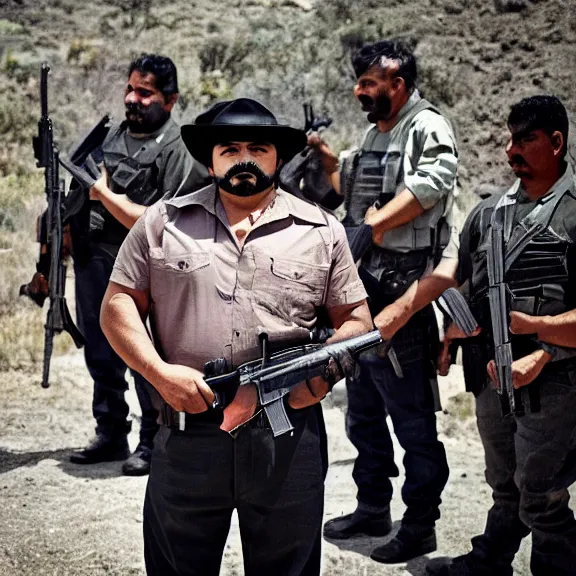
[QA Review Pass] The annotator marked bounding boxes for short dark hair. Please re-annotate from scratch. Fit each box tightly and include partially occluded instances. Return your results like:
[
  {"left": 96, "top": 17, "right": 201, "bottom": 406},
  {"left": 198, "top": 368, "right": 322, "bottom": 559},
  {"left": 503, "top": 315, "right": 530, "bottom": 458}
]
[
  {"left": 508, "top": 95, "right": 569, "bottom": 156},
  {"left": 128, "top": 54, "right": 179, "bottom": 98},
  {"left": 351, "top": 40, "right": 417, "bottom": 92}
]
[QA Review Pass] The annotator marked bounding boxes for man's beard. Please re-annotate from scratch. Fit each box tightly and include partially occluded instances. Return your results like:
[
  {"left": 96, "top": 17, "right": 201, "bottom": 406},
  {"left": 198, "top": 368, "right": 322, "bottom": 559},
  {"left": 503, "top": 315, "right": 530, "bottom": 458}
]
[
  {"left": 358, "top": 93, "right": 392, "bottom": 123},
  {"left": 216, "top": 162, "right": 276, "bottom": 197},
  {"left": 125, "top": 102, "right": 170, "bottom": 133}
]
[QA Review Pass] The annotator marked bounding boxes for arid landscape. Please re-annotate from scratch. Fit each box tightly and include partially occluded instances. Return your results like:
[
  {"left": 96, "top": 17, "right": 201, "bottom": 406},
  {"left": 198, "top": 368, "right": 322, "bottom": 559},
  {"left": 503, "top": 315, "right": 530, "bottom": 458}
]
[{"left": 1, "top": 0, "right": 575, "bottom": 574}]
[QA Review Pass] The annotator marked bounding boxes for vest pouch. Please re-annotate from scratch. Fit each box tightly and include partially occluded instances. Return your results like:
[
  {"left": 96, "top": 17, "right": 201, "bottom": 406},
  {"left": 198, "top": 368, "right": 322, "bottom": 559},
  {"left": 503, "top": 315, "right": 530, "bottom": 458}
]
[
  {"left": 380, "top": 149, "right": 403, "bottom": 197},
  {"left": 511, "top": 285, "right": 567, "bottom": 317},
  {"left": 346, "top": 151, "right": 387, "bottom": 225},
  {"left": 111, "top": 157, "right": 153, "bottom": 198},
  {"left": 89, "top": 206, "right": 105, "bottom": 232},
  {"left": 360, "top": 248, "right": 430, "bottom": 314},
  {"left": 432, "top": 217, "right": 450, "bottom": 265}
]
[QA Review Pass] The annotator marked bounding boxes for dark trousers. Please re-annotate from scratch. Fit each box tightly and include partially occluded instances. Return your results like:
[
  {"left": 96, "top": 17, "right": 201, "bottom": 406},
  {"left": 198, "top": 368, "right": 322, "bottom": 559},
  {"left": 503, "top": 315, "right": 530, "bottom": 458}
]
[
  {"left": 469, "top": 381, "right": 576, "bottom": 575},
  {"left": 74, "top": 244, "right": 159, "bottom": 445},
  {"left": 346, "top": 314, "right": 449, "bottom": 530},
  {"left": 143, "top": 405, "right": 326, "bottom": 576}
]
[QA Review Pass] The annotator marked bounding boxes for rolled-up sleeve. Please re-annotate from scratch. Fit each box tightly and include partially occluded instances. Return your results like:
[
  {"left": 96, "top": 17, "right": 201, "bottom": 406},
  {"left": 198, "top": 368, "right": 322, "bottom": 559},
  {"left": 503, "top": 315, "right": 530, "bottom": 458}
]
[
  {"left": 324, "top": 217, "right": 367, "bottom": 308},
  {"left": 110, "top": 209, "right": 151, "bottom": 292},
  {"left": 404, "top": 111, "right": 458, "bottom": 210}
]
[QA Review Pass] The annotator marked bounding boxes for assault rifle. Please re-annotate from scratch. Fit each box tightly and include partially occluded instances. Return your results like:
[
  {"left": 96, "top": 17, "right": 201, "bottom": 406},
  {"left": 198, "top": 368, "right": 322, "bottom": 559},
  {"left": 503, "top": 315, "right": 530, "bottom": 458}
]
[
  {"left": 179, "top": 329, "right": 383, "bottom": 435},
  {"left": 303, "top": 102, "right": 332, "bottom": 134},
  {"left": 30, "top": 63, "right": 85, "bottom": 388},
  {"left": 278, "top": 102, "right": 341, "bottom": 210}
]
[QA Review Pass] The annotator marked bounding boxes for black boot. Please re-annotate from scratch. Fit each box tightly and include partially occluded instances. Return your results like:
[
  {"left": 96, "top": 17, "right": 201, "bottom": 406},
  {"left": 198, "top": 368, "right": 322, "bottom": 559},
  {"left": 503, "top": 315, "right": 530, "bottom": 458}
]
[
  {"left": 323, "top": 507, "right": 392, "bottom": 539},
  {"left": 425, "top": 553, "right": 513, "bottom": 576},
  {"left": 121, "top": 443, "right": 152, "bottom": 476},
  {"left": 370, "top": 526, "right": 436, "bottom": 564},
  {"left": 69, "top": 434, "right": 130, "bottom": 465}
]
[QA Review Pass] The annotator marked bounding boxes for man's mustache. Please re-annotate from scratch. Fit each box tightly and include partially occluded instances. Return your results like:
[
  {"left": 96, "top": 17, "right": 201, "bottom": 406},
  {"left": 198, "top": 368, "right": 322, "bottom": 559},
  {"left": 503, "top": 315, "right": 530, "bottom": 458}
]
[
  {"left": 224, "top": 161, "right": 268, "bottom": 181},
  {"left": 125, "top": 103, "right": 144, "bottom": 116},
  {"left": 357, "top": 95, "right": 374, "bottom": 109},
  {"left": 508, "top": 155, "right": 527, "bottom": 167}
]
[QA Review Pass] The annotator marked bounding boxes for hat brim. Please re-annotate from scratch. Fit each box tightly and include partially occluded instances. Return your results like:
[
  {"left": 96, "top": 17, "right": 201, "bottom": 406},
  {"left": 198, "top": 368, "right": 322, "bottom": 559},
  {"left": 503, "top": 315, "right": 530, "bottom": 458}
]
[{"left": 181, "top": 124, "right": 307, "bottom": 167}]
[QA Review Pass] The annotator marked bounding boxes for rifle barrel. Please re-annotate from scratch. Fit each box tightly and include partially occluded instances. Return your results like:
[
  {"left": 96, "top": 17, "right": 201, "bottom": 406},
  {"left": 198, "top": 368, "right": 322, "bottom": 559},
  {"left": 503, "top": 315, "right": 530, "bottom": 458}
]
[
  {"left": 41, "top": 317, "right": 54, "bottom": 389},
  {"left": 40, "top": 63, "right": 50, "bottom": 118},
  {"left": 255, "top": 329, "right": 382, "bottom": 387}
]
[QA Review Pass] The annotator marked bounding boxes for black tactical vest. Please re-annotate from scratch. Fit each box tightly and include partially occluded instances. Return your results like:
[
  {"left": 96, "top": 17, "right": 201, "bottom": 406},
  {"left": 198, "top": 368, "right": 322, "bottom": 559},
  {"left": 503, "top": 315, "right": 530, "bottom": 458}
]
[
  {"left": 470, "top": 185, "right": 574, "bottom": 359},
  {"left": 96, "top": 118, "right": 181, "bottom": 246},
  {"left": 69, "top": 118, "right": 182, "bottom": 262}
]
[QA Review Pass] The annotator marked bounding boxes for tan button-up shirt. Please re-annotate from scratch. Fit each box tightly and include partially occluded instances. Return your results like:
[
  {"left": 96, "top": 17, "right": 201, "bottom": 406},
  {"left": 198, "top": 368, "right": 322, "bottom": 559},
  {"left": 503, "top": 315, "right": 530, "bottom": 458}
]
[{"left": 110, "top": 184, "right": 367, "bottom": 371}]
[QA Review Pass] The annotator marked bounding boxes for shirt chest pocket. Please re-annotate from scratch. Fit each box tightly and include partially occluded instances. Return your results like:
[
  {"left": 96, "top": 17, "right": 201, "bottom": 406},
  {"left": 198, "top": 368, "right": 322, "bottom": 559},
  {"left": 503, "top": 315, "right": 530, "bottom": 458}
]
[
  {"left": 251, "top": 256, "right": 330, "bottom": 324},
  {"left": 149, "top": 248, "right": 212, "bottom": 299}
]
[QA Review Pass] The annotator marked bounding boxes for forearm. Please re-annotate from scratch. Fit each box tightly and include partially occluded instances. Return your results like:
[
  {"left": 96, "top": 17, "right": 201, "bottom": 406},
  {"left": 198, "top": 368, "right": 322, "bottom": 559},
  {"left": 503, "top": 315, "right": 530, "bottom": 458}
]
[
  {"left": 365, "top": 188, "right": 425, "bottom": 235},
  {"left": 374, "top": 258, "right": 457, "bottom": 339},
  {"left": 533, "top": 310, "right": 576, "bottom": 347},
  {"left": 98, "top": 188, "right": 147, "bottom": 229},
  {"left": 327, "top": 300, "right": 373, "bottom": 342},
  {"left": 398, "top": 258, "right": 458, "bottom": 316},
  {"left": 329, "top": 170, "right": 341, "bottom": 195},
  {"left": 100, "top": 291, "right": 164, "bottom": 382}
]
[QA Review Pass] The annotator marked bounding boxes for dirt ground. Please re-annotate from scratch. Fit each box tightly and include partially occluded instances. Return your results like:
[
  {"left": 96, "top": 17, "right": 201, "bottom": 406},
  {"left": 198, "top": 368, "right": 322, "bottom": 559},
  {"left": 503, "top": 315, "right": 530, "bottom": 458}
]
[{"left": 0, "top": 350, "right": 574, "bottom": 576}]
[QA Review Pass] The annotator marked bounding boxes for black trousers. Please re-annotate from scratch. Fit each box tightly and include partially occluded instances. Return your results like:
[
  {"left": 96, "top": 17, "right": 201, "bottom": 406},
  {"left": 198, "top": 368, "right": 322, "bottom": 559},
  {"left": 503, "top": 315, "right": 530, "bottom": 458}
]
[
  {"left": 74, "top": 244, "right": 159, "bottom": 444},
  {"left": 467, "top": 380, "right": 576, "bottom": 575},
  {"left": 346, "top": 310, "right": 449, "bottom": 529},
  {"left": 143, "top": 404, "right": 326, "bottom": 576}
]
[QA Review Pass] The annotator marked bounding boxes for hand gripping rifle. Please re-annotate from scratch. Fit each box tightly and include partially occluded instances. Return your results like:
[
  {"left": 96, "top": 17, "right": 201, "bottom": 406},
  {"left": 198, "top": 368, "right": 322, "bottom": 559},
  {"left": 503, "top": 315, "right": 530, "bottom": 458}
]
[
  {"left": 186, "top": 329, "right": 383, "bottom": 436},
  {"left": 31, "top": 63, "right": 85, "bottom": 388}
]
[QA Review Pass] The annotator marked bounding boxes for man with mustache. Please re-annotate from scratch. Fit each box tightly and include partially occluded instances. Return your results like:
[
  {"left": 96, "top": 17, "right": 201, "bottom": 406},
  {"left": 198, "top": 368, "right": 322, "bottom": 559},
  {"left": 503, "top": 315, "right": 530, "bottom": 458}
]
[
  {"left": 310, "top": 40, "right": 459, "bottom": 563},
  {"left": 428, "top": 95, "right": 576, "bottom": 576},
  {"left": 68, "top": 54, "right": 210, "bottom": 475},
  {"left": 99, "top": 97, "right": 372, "bottom": 575}
]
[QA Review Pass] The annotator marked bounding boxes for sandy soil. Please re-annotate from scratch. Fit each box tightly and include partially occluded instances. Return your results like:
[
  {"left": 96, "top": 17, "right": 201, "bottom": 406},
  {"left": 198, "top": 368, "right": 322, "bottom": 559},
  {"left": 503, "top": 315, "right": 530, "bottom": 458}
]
[{"left": 0, "top": 351, "right": 574, "bottom": 575}]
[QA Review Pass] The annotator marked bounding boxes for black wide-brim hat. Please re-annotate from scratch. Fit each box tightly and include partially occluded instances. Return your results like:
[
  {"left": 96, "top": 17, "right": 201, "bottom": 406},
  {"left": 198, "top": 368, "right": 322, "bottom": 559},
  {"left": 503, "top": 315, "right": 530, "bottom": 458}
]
[{"left": 181, "top": 98, "right": 307, "bottom": 168}]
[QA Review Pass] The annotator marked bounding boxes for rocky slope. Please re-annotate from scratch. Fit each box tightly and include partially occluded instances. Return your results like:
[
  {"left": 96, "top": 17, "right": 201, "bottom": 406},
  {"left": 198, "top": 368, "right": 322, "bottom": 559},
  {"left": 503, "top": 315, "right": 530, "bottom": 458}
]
[{"left": 1, "top": 0, "right": 575, "bottom": 197}]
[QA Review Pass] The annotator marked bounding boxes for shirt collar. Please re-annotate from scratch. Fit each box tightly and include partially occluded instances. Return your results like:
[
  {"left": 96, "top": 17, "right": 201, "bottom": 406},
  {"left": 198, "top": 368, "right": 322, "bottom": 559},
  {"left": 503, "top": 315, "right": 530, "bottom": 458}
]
[
  {"left": 394, "top": 89, "right": 422, "bottom": 124},
  {"left": 165, "top": 184, "right": 327, "bottom": 226}
]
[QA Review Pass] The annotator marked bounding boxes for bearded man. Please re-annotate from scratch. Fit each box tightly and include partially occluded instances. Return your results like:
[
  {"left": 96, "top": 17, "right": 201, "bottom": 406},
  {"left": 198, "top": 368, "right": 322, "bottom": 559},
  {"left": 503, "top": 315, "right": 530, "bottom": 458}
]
[{"left": 310, "top": 39, "right": 459, "bottom": 563}]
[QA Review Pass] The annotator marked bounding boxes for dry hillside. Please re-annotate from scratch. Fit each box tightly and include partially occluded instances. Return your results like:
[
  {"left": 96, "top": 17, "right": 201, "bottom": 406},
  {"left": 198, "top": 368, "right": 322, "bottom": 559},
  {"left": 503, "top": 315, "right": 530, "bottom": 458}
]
[
  {"left": 0, "top": 0, "right": 575, "bottom": 387},
  {"left": 0, "top": 2, "right": 575, "bottom": 574}
]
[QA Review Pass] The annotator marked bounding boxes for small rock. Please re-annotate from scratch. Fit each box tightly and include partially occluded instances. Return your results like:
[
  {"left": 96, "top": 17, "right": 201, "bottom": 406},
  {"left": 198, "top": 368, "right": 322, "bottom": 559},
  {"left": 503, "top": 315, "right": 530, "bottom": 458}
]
[
  {"left": 444, "top": 1, "right": 464, "bottom": 14},
  {"left": 284, "top": 0, "right": 313, "bottom": 10}
]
